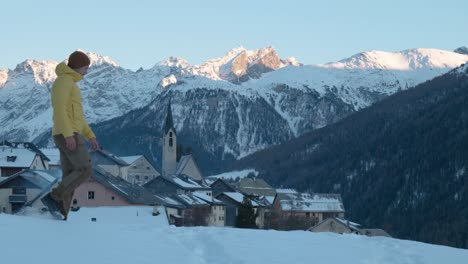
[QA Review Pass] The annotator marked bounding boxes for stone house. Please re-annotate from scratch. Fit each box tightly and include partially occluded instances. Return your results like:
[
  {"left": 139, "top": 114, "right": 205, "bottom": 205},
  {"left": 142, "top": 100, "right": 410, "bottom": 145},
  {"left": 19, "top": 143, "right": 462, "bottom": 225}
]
[{"left": 268, "top": 189, "right": 345, "bottom": 230}]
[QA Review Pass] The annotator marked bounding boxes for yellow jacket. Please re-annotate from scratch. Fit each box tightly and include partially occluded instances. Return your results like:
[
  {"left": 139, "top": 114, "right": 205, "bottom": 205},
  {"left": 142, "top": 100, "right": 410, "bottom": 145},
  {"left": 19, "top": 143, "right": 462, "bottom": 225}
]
[{"left": 51, "top": 63, "right": 95, "bottom": 140}]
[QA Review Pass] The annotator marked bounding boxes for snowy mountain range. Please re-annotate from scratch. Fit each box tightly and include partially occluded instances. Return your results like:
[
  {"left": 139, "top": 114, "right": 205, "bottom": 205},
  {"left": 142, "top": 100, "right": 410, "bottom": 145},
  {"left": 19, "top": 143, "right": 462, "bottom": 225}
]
[{"left": 1, "top": 47, "right": 467, "bottom": 166}]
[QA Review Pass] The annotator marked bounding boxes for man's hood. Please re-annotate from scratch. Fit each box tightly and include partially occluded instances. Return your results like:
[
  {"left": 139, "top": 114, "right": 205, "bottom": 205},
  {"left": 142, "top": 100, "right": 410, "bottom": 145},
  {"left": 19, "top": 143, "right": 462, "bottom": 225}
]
[{"left": 55, "top": 62, "right": 83, "bottom": 82}]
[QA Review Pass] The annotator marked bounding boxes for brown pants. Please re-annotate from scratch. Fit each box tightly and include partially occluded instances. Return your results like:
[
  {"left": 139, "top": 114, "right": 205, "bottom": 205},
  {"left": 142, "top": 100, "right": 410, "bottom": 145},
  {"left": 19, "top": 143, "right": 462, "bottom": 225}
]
[{"left": 52, "top": 133, "right": 92, "bottom": 217}]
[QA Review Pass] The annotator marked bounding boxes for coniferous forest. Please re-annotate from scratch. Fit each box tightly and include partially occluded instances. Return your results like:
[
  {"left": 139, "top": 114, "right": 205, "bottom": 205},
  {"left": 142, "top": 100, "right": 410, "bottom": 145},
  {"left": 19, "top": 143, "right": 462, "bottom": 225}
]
[{"left": 232, "top": 66, "right": 468, "bottom": 248}]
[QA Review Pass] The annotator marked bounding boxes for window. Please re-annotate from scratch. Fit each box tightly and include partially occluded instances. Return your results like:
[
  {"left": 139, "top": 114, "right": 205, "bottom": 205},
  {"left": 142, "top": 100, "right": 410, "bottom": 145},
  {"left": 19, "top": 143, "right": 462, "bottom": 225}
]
[
  {"left": 147, "top": 166, "right": 150, "bottom": 170},
  {"left": 112, "top": 196, "right": 115, "bottom": 200},
  {"left": 135, "top": 175, "right": 140, "bottom": 180},
  {"left": 73, "top": 199, "right": 78, "bottom": 205},
  {"left": 145, "top": 176, "right": 149, "bottom": 180},
  {"left": 306, "top": 212, "right": 310, "bottom": 217},
  {"left": 169, "top": 132, "right": 173, "bottom": 147},
  {"left": 88, "top": 191, "right": 95, "bottom": 200},
  {"left": 7, "top": 156, "right": 17, "bottom": 162}
]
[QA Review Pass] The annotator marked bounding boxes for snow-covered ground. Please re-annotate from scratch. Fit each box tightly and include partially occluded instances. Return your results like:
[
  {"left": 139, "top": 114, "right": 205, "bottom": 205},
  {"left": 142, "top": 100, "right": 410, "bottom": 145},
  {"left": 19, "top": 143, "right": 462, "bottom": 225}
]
[
  {"left": 1, "top": 207, "right": 467, "bottom": 264},
  {"left": 207, "top": 169, "right": 259, "bottom": 180}
]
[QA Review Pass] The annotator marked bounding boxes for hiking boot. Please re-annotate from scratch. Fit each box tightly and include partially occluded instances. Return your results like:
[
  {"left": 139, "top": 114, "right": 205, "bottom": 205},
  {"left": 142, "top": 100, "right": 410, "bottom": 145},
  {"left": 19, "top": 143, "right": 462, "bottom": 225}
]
[{"left": 41, "top": 194, "right": 64, "bottom": 220}]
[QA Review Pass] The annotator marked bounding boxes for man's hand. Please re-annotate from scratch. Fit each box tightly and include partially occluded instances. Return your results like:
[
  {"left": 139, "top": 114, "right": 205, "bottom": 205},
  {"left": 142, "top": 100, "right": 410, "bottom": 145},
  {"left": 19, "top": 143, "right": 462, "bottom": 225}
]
[
  {"left": 89, "top": 137, "right": 100, "bottom": 152},
  {"left": 65, "top": 136, "right": 76, "bottom": 151}
]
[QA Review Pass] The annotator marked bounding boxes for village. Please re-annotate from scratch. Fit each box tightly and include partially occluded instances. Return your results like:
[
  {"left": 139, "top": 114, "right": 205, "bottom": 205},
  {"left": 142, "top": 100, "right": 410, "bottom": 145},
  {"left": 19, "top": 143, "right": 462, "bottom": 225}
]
[{"left": 0, "top": 102, "right": 389, "bottom": 237}]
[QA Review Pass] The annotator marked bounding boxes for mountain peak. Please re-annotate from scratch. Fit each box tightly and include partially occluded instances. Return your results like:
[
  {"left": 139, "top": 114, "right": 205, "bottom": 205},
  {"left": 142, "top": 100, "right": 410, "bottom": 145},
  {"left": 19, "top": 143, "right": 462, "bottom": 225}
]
[
  {"left": 0, "top": 68, "right": 8, "bottom": 87},
  {"left": 454, "top": 46, "right": 468, "bottom": 55},
  {"left": 322, "top": 48, "right": 468, "bottom": 70},
  {"left": 193, "top": 46, "right": 296, "bottom": 83},
  {"left": 75, "top": 49, "right": 120, "bottom": 68},
  {"left": 12, "top": 59, "right": 57, "bottom": 84},
  {"left": 156, "top": 56, "right": 191, "bottom": 69}
]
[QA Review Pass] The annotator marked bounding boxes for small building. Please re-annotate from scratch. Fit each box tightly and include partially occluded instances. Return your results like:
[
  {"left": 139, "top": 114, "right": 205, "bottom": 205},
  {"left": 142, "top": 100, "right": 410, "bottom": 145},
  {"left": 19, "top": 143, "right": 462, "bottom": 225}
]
[
  {"left": 0, "top": 145, "right": 49, "bottom": 177},
  {"left": 175, "top": 155, "right": 203, "bottom": 182},
  {"left": 0, "top": 169, "right": 59, "bottom": 214},
  {"left": 154, "top": 192, "right": 216, "bottom": 227},
  {"left": 71, "top": 166, "right": 159, "bottom": 209},
  {"left": 144, "top": 173, "right": 212, "bottom": 197},
  {"left": 193, "top": 192, "right": 226, "bottom": 227},
  {"left": 308, "top": 217, "right": 361, "bottom": 234},
  {"left": 308, "top": 217, "right": 391, "bottom": 237},
  {"left": 216, "top": 192, "right": 263, "bottom": 228},
  {"left": 90, "top": 149, "right": 130, "bottom": 180},
  {"left": 210, "top": 178, "right": 237, "bottom": 197},
  {"left": 268, "top": 189, "right": 345, "bottom": 231},
  {"left": 120, "top": 155, "right": 160, "bottom": 185},
  {"left": 40, "top": 148, "right": 61, "bottom": 170}
]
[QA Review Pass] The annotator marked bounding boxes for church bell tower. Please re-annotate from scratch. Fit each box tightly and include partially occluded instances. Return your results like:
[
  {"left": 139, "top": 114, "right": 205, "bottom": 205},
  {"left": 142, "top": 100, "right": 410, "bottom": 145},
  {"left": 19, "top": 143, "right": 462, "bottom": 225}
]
[{"left": 162, "top": 100, "right": 177, "bottom": 176}]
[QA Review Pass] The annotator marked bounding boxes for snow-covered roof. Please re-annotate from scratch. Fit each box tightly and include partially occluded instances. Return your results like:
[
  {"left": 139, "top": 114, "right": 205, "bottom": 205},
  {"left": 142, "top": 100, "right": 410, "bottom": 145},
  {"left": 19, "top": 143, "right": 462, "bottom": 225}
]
[
  {"left": 91, "top": 150, "right": 129, "bottom": 167},
  {"left": 193, "top": 192, "right": 224, "bottom": 205},
  {"left": 0, "top": 146, "right": 37, "bottom": 168},
  {"left": 335, "top": 217, "right": 361, "bottom": 228},
  {"left": 221, "top": 192, "right": 259, "bottom": 206},
  {"left": 0, "top": 170, "right": 58, "bottom": 191},
  {"left": 163, "top": 174, "right": 208, "bottom": 190},
  {"left": 120, "top": 155, "right": 143, "bottom": 165},
  {"left": 276, "top": 188, "right": 298, "bottom": 194},
  {"left": 237, "top": 178, "right": 276, "bottom": 196},
  {"left": 172, "top": 176, "right": 203, "bottom": 189},
  {"left": 92, "top": 166, "right": 159, "bottom": 205},
  {"left": 40, "top": 148, "right": 60, "bottom": 166},
  {"left": 277, "top": 192, "right": 345, "bottom": 213},
  {"left": 32, "top": 170, "right": 59, "bottom": 183},
  {"left": 176, "top": 194, "right": 209, "bottom": 206},
  {"left": 175, "top": 155, "right": 191, "bottom": 175}
]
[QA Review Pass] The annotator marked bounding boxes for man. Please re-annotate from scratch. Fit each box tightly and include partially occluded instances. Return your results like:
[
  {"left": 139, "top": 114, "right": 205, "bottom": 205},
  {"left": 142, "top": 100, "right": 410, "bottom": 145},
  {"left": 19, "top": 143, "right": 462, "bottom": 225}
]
[{"left": 41, "top": 51, "right": 99, "bottom": 220}]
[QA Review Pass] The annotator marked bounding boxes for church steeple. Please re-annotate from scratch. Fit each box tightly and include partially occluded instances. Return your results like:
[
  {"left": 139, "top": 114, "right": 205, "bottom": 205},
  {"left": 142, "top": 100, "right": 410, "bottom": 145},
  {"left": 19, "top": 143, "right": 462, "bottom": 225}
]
[
  {"left": 162, "top": 99, "right": 177, "bottom": 176},
  {"left": 163, "top": 99, "right": 176, "bottom": 135}
]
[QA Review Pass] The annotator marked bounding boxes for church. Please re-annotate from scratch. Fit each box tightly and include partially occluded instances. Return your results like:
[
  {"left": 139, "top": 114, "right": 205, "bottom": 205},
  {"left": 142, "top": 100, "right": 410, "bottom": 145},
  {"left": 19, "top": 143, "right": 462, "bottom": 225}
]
[{"left": 161, "top": 101, "right": 204, "bottom": 182}]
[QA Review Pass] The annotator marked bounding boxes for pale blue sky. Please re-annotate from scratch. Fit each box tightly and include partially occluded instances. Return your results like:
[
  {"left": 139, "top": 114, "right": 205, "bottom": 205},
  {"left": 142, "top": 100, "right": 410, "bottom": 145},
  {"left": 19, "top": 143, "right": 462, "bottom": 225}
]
[{"left": 1, "top": 0, "right": 467, "bottom": 70}]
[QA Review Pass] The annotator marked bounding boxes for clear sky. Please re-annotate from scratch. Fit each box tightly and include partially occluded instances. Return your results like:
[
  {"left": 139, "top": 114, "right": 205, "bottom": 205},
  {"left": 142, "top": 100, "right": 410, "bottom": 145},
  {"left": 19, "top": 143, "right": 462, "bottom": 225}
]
[{"left": 1, "top": 0, "right": 467, "bottom": 71}]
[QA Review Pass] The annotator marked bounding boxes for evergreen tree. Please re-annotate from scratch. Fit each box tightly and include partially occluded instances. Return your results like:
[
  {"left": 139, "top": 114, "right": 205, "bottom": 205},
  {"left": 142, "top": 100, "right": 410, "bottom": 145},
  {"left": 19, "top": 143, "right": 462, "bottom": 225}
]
[{"left": 236, "top": 196, "right": 258, "bottom": 229}]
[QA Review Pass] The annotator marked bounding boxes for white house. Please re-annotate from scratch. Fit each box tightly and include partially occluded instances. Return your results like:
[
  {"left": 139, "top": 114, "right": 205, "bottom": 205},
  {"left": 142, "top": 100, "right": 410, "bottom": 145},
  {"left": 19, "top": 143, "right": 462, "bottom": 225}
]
[
  {"left": 0, "top": 145, "right": 48, "bottom": 177},
  {"left": 120, "top": 155, "right": 160, "bottom": 185}
]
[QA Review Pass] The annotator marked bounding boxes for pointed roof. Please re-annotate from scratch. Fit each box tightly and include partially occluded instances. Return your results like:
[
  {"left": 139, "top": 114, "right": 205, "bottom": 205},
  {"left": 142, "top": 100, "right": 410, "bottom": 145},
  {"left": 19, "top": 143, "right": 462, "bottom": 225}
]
[{"left": 163, "top": 99, "right": 176, "bottom": 135}]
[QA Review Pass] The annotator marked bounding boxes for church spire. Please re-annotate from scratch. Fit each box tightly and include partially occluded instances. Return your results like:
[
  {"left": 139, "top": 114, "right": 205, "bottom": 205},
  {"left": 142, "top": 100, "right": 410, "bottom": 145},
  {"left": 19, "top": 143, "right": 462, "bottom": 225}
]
[{"left": 163, "top": 99, "right": 176, "bottom": 135}]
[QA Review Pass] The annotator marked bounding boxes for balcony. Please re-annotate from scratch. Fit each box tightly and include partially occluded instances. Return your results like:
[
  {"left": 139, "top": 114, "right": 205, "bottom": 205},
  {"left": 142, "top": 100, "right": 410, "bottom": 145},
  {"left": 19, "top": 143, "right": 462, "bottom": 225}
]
[{"left": 9, "top": 195, "right": 27, "bottom": 203}]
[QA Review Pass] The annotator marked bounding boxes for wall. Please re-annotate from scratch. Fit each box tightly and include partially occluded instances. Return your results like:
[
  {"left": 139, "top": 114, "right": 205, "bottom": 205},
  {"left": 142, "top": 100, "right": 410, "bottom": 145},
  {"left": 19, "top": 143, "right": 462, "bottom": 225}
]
[
  {"left": 72, "top": 179, "right": 131, "bottom": 208},
  {"left": 207, "top": 205, "right": 226, "bottom": 227}
]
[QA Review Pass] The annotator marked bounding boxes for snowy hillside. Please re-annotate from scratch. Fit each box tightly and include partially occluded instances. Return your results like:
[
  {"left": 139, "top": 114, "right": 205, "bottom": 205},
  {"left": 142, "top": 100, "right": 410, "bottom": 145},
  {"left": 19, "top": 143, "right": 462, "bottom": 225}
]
[{"left": 1, "top": 207, "right": 467, "bottom": 264}]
